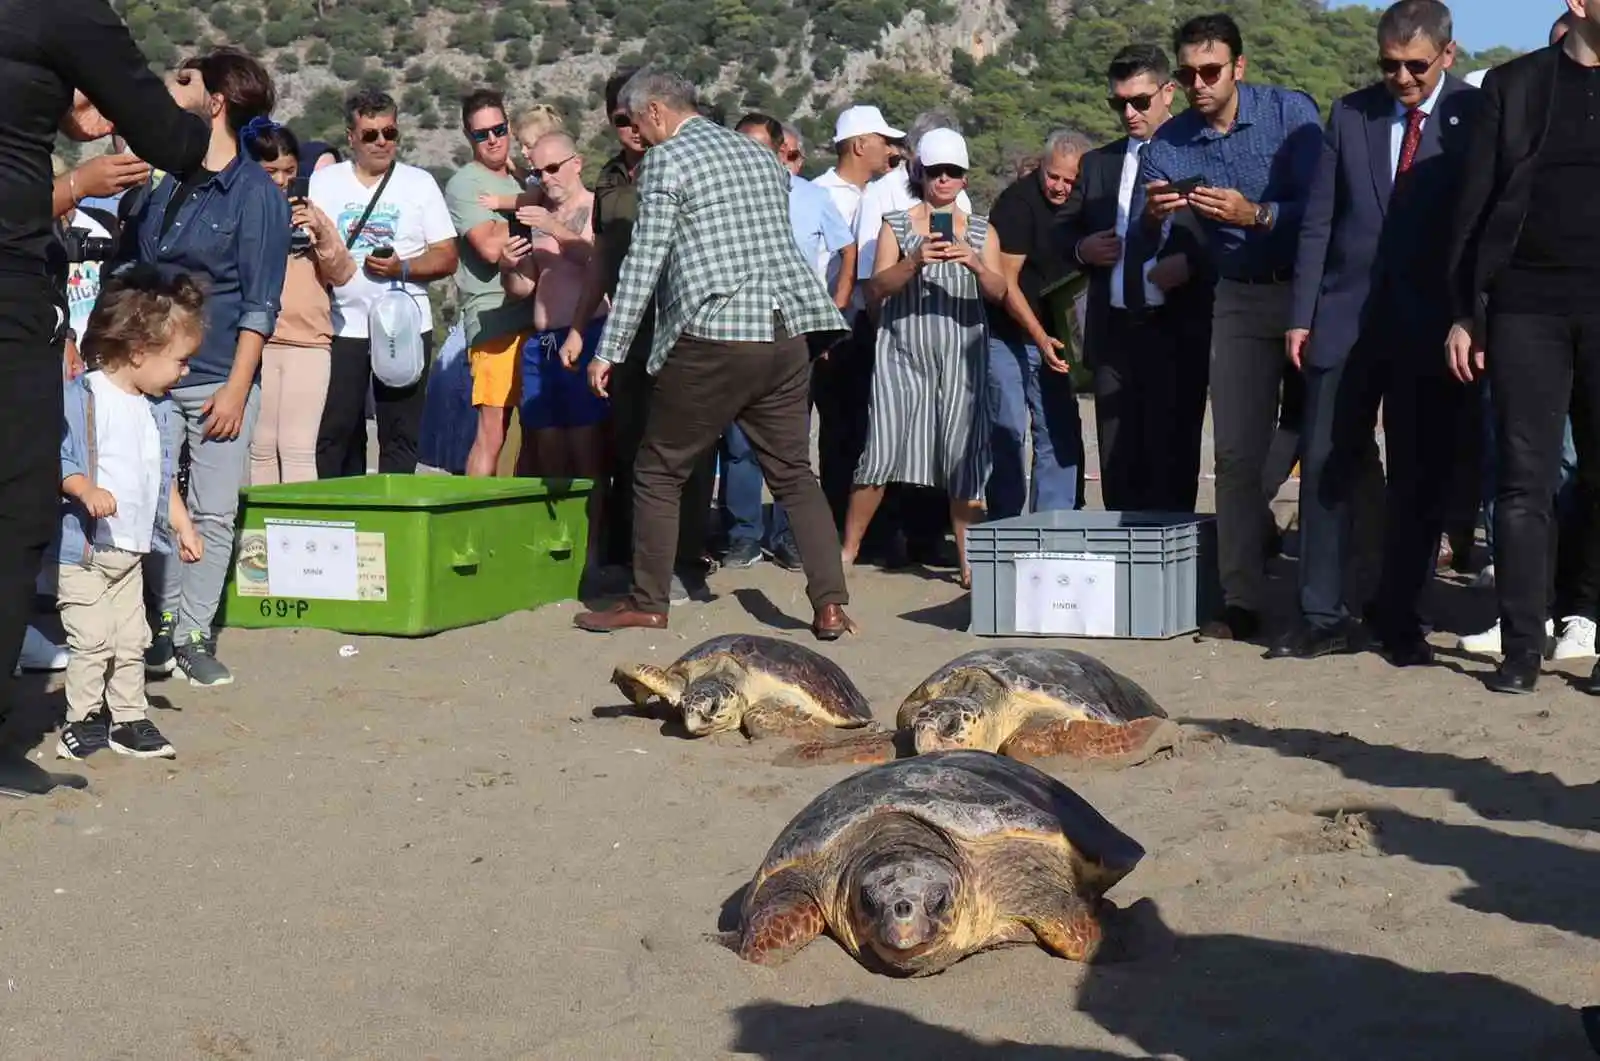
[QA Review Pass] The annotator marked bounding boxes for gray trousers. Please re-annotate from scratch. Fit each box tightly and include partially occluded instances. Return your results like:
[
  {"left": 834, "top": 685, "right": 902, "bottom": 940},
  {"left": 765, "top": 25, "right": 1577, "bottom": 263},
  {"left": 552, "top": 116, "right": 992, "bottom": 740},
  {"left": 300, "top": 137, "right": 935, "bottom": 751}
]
[
  {"left": 1210, "top": 279, "right": 1295, "bottom": 612},
  {"left": 144, "top": 380, "right": 261, "bottom": 643}
]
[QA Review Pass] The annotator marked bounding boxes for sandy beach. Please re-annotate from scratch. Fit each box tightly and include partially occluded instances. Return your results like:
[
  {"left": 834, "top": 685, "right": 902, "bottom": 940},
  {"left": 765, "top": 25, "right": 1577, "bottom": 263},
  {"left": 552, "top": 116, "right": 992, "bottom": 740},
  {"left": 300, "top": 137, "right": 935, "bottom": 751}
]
[{"left": 1, "top": 419, "right": 1597, "bottom": 1059}]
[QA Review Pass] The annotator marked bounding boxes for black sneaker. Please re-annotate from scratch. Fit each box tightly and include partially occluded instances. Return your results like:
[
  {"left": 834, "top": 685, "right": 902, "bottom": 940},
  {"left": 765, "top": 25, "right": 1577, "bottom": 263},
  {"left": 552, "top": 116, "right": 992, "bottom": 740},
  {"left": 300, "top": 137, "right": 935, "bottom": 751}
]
[
  {"left": 146, "top": 610, "right": 177, "bottom": 677},
  {"left": 56, "top": 719, "right": 110, "bottom": 760},
  {"left": 723, "top": 540, "right": 764, "bottom": 568},
  {"left": 109, "top": 718, "right": 176, "bottom": 758},
  {"left": 174, "top": 632, "right": 233, "bottom": 687},
  {"left": 769, "top": 532, "right": 802, "bottom": 571}
]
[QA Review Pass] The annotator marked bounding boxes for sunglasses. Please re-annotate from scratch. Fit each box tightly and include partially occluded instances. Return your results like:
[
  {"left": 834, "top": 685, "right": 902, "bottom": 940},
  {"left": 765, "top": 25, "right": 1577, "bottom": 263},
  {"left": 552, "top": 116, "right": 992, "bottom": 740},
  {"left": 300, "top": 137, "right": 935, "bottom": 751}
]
[
  {"left": 1379, "top": 49, "right": 1446, "bottom": 78},
  {"left": 468, "top": 122, "right": 508, "bottom": 143},
  {"left": 534, "top": 153, "right": 575, "bottom": 176},
  {"left": 784, "top": 149, "right": 802, "bottom": 162},
  {"left": 1108, "top": 93, "right": 1156, "bottom": 112},
  {"left": 923, "top": 164, "right": 966, "bottom": 181},
  {"left": 1175, "top": 63, "right": 1229, "bottom": 88},
  {"left": 610, "top": 112, "right": 634, "bottom": 129},
  {"left": 359, "top": 126, "right": 399, "bottom": 144}
]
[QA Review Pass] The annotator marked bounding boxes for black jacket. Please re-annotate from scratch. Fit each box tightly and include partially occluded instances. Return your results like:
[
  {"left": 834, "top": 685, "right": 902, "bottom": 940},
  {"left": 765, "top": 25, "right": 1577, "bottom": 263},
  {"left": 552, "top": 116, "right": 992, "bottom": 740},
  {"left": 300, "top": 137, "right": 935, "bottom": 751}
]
[{"left": 1447, "top": 43, "right": 1565, "bottom": 326}]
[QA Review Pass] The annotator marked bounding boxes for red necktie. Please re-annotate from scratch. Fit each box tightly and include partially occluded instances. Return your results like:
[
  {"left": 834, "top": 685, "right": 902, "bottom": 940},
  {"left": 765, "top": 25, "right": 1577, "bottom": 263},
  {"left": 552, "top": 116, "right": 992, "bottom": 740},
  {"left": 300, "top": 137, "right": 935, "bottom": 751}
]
[{"left": 1397, "top": 107, "right": 1425, "bottom": 175}]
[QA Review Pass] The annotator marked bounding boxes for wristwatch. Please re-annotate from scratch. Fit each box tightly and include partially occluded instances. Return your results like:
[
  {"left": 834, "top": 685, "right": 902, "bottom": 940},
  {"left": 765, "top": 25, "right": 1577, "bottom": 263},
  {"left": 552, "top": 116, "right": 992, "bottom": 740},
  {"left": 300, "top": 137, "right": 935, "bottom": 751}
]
[{"left": 1253, "top": 202, "right": 1274, "bottom": 229}]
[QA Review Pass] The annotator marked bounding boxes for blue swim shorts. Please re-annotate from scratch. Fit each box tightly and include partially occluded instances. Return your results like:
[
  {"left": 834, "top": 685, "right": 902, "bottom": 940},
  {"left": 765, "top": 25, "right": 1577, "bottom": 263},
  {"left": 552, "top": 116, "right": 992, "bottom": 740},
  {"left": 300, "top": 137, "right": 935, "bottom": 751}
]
[{"left": 521, "top": 317, "right": 610, "bottom": 431}]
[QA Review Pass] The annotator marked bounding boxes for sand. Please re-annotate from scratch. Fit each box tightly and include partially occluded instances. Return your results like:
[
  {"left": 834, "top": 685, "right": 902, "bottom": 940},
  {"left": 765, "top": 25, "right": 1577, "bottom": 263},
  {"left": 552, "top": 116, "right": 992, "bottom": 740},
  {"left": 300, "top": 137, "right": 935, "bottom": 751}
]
[{"left": 2, "top": 429, "right": 1598, "bottom": 1058}]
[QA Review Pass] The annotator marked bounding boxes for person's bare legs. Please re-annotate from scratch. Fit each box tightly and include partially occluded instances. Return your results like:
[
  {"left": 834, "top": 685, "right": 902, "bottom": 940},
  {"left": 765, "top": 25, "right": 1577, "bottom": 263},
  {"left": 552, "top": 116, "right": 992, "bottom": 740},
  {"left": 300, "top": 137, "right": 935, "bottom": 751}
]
[
  {"left": 466, "top": 404, "right": 513, "bottom": 478},
  {"left": 840, "top": 485, "right": 887, "bottom": 566},
  {"left": 950, "top": 499, "right": 984, "bottom": 588}
]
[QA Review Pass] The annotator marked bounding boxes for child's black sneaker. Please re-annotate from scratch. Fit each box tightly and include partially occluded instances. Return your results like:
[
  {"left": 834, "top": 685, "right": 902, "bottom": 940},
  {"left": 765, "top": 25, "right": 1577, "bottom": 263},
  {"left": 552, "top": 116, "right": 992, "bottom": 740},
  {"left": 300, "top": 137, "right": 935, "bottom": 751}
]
[
  {"left": 108, "top": 718, "right": 176, "bottom": 759},
  {"left": 56, "top": 719, "right": 110, "bottom": 760}
]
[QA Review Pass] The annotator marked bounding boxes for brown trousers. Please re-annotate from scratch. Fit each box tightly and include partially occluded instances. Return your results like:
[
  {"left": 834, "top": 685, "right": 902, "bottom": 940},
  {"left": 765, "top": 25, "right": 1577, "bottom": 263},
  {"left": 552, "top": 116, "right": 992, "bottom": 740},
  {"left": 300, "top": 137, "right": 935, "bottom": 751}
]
[{"left": 631, "top": 330, "right": 848, "bottom": 613}]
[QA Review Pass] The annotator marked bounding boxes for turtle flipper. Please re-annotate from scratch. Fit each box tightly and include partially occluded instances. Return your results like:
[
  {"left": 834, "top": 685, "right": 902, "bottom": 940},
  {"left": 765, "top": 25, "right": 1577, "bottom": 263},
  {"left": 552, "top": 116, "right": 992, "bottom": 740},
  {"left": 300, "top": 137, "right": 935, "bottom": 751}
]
[
  {"left": 1021, "top": 899, "right": 1104, "bottom": 963},
  {"left": 744, "top": 697, "right": 840, "bottom": 741},
  {"left": 771, "top": 725, "right": 901, "bottom": 768},
  {"left": 738, "top": 871, "right": 825, "bottom": 966},
  {"left": 612, "top": 664, "right": 683, "bottom": 707},
  {"left": 999, "top": 715, "right": 1179, "bottom": 768}
]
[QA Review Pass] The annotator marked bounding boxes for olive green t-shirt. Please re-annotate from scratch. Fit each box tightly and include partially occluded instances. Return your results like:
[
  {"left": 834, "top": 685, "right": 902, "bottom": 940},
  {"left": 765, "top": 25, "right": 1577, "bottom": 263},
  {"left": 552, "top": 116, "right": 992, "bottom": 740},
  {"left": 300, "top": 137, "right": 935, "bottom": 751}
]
[{"left": 444, "top": 161, "right": 533, "bottom": 348}]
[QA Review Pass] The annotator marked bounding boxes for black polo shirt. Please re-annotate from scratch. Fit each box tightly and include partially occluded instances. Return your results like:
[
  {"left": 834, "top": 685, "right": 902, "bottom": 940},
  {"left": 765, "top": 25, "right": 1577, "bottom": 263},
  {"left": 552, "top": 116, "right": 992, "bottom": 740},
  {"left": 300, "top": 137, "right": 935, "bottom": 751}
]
[{"left": 987, "top": 172, "right": 1072, "bottom": 346}]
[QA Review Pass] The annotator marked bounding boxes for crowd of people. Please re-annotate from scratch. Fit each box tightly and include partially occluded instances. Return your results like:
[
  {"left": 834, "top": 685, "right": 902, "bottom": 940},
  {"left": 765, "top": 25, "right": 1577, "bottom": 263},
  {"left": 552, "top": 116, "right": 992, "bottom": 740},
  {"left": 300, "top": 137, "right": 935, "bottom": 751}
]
[{"left": 3, "top": 0, "right": 1593, "bottom": 767}]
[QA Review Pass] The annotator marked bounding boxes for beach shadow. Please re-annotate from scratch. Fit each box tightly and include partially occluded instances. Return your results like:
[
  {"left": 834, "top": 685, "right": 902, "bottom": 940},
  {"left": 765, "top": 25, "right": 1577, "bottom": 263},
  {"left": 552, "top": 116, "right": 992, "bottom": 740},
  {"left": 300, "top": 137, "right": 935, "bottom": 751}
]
[
  {"left": 729, "top": 1000, "right": 1128, "bottom": 1060},
  {"left": 0, "top": 673, "right": 67, "bottom": 754},
  {"left": 589, "top": 702, "right": 694, "bottom": 740},
  {"left": 1345, "top": 805, "right": 1600, "bottom": 941},
  {"left": 1189, "top": 719, "right": 1599, "bottom": 834},
  {"left": 897, "top": 595, "right": 970, "bottom": 632},
  {"left": 731, "top": 588, "right": 809, "bottom": 633},
  {"left": 1076, "top": 899, "right": 1589, "bottom": 1060},
  {"left": 0, "top": 747, "right": 87, "bottom": 797}
]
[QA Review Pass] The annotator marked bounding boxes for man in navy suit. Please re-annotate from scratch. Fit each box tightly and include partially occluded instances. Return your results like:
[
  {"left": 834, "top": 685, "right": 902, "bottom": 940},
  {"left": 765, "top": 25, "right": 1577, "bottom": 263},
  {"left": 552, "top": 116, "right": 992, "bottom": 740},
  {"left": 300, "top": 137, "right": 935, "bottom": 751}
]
[{"left": 1273, "top": 0, "right": 1481, "bottom": 663}]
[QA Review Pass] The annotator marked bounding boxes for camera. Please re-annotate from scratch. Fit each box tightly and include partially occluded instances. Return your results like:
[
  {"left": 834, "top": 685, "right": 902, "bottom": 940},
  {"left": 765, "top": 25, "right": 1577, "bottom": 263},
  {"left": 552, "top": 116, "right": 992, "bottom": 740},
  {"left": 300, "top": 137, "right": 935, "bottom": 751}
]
[{"left": 60, "top": 226, "right": 117, "bottom": 263}]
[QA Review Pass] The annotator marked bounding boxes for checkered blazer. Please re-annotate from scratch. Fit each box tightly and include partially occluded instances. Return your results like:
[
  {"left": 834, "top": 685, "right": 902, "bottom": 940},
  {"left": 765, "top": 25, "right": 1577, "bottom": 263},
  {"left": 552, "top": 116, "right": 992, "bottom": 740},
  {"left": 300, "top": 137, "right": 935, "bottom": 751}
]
[{"left": 594, "top": 115, "right": 848, "bottom": 373}]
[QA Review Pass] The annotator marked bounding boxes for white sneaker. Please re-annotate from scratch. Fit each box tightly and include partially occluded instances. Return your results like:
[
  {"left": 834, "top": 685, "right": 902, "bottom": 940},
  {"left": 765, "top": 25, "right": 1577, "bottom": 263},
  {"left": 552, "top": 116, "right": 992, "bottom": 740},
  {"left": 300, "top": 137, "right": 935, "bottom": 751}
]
[
  {"left": 1553, "top": 615, "right": 1598, "bottom": 660},
  {"left": 12, "top": 625, "right": 68, "bottom": 678},
  {"left": 1457, "top": 617, "right": 1554, "bottom": 656}
]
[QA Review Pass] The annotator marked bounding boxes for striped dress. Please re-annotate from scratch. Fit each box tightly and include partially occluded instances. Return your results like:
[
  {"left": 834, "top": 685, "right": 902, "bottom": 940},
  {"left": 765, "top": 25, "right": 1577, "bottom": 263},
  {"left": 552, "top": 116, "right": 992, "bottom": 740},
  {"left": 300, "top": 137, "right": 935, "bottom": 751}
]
[{"left": 854, "top": 209, "right": 992, "bottom": 502}]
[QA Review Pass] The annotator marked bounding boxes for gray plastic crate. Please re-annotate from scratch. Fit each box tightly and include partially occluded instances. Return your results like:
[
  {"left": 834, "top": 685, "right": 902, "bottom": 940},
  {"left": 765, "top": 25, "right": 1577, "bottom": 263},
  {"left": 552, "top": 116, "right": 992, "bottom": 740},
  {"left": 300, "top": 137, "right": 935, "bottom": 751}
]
[{"left": 966, "top": 511, "right": 1219, "bottom": 639}]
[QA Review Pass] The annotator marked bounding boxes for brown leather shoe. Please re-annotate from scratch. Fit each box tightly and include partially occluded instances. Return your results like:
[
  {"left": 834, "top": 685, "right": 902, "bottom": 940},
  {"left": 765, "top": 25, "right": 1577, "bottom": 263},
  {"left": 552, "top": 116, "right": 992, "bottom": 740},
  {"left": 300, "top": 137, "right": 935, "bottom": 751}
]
[
  {"left": 812, "top": 603, "right": 859, "bottom": 641},
  {"left": 574, "top": 600, "right": 668, "bottom": 633}
]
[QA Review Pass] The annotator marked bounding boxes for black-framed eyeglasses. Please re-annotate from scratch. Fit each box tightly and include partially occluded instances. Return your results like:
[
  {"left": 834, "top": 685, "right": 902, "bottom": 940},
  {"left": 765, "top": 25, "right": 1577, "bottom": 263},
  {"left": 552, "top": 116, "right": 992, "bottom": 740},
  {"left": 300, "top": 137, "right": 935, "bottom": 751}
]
[
  {"left": 924, "top": 164, "right": 967, "bottom": 181},
  {"left": 535, "top": 154, "right": 575, "bottom": 176},
  {"left": 1379, "top": 47, "right": 1447, "bottom": 78},
  {"left": 610, "top": 112, "right": 634, "bottom": 129},
  {"left": 469, "top": 122, "right": 508, "bottom": 143},
  {"left": 1175, "top": 63, "right": 1228, "bottom": 87},
  {"left": 359, "top": 126, "right": 399, "bottom": 144},
  {"left": 1108, "top": 93, "right": 1156, "bottom": 113}
]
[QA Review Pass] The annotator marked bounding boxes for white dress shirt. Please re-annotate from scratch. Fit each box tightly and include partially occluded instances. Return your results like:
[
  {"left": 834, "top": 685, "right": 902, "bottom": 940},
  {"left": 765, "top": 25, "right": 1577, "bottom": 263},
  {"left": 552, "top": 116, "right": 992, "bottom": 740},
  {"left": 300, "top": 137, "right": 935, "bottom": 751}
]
[
  {"left": 1109, "top": 138, "right": 1166, "bottom": 309},
  {"left": 1389, "top": 72, "right": 1448, "bottom": 177}
]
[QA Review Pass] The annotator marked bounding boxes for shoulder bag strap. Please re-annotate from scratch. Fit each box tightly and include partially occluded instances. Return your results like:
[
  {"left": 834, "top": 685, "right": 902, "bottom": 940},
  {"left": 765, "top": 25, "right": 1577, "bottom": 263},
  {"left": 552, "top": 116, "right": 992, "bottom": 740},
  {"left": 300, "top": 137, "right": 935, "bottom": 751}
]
[{"left": 344, "top": 163, "right": 397, "bottom": 250}]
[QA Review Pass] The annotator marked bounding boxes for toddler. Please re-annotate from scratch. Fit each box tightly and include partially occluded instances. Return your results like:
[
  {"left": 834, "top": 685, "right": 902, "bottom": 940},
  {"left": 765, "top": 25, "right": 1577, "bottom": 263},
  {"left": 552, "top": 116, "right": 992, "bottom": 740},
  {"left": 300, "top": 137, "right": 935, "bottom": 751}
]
[{"left": 53, "top": 265, "right": 206, "bottom": 760}]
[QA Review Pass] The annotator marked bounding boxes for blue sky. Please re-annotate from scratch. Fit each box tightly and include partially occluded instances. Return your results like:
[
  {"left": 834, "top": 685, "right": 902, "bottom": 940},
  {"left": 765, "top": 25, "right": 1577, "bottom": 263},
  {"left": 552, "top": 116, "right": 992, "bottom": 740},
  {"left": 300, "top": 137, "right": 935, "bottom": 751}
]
[{"left": 1329, "top": 0, "right": 1559, "bottom": 53}]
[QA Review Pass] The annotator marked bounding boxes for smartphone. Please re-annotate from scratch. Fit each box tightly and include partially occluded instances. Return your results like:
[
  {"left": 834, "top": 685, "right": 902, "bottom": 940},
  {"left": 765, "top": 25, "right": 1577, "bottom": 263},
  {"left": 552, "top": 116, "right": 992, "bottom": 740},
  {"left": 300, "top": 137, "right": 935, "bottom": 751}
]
[
  {"left": 369, "top": 246, "right": 395, "bottom": 259},
  {"left": 929, "top": 212, "right": 955, "bottom": 242},
  {"left": 288, "top": 175, "right": 310, "bottom": 203},
  {"left": 508, "top": 218, "right": 533, "bottom": 243},
  {"left": 1167, "top": 174, "right": 1208, "bottom": 196}
]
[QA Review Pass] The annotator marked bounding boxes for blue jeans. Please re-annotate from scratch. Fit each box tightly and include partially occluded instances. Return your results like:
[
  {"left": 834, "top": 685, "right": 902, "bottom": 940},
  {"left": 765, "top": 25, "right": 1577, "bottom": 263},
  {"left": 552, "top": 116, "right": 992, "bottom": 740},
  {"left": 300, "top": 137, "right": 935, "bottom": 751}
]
[
  {"left": 1481, "top": 379, "right": 1576, "bottom": 560},
  {"left": 984, "top": 336, "right": 1083, "bottom": 518},
  {"left": 720, "top": 423, "right": 791, "bottom": 548}
]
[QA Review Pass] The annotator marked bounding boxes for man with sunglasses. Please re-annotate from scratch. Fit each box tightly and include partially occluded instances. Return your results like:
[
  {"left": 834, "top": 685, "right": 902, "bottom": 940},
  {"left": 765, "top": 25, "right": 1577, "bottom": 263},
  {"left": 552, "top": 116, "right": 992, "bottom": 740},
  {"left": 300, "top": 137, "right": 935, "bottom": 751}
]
[
  {"left": 1138, "top": 12, "right": 1324, "bottom": 643},
  {"left": 1447, "top": 0, "right": 1600, "bottom": 694},
  {"left": 1275, "top": 0, "right": 1479, "bottom": 664},
  {"left": 444, "top": 88, "right": 532, "bottom": 478},
  {"left": 1061, "top": 43, "right": 1215, "bottom": 517},
  {"left": 310, "top": 89, "right": 458, "bottom": 480}
]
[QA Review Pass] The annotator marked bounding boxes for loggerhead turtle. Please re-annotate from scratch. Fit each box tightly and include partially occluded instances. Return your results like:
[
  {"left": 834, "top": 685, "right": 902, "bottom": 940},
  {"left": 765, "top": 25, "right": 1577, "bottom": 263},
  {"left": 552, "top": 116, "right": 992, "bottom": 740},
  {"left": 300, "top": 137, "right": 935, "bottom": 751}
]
[
  {"left": 610, "top": 633, "right": 873, "bottom": 739},
  {"left": 779, "top": 647, "right": 1178, "bottom": 768},
  {"left": 735, "top": 749, "right": 1144, "bottom": 976}
]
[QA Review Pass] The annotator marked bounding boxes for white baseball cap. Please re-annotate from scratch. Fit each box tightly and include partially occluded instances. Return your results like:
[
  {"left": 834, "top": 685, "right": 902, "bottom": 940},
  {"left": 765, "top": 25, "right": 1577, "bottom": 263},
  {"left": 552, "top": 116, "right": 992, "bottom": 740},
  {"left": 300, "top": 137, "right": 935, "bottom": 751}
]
[
  {"left": 916, "top": 127, "right": 969, "bottom": 170},
  {"left": 834, "top": 104, "right": 904, "bottom": 144}
]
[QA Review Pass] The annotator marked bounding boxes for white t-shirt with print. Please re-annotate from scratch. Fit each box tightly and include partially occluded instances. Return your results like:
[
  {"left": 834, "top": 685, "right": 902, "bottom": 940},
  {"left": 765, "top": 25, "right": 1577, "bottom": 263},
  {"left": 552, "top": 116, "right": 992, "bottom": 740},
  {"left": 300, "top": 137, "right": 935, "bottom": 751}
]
[
  {"left": 86, "top": 371, "right": 162, "bottom": 555},
  {"left": 309, "top": 160, "right": 456, "bottom": 340}
]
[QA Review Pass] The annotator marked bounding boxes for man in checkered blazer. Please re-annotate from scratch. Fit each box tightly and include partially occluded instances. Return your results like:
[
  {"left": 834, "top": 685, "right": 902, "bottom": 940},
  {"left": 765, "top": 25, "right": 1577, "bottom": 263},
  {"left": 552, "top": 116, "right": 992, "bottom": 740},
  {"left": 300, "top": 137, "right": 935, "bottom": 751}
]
[{"left": 572, "top": 68, "right": 857, "bottom": 640}]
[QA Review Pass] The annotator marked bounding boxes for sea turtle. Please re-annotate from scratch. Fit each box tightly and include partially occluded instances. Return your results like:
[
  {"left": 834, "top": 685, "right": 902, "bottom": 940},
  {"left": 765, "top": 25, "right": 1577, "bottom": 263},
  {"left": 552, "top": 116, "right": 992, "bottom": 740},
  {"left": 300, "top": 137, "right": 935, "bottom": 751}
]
[
  {"left": 735, "top": 749, "right": 1144, "bottom": 976},
  {"left": 610, "top": 633, "right": 873, "bottom": 739},
  {"left": 778, "top": 647, "right": 1178, "bottom": 769}
]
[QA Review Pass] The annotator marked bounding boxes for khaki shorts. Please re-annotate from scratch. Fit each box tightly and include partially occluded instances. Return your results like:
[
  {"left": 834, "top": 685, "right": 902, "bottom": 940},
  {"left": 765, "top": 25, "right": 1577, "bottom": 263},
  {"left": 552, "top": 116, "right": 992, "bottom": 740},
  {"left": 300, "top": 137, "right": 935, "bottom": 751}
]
[{"left": 468, "top": 330, "right": 527, "bottom": 409}]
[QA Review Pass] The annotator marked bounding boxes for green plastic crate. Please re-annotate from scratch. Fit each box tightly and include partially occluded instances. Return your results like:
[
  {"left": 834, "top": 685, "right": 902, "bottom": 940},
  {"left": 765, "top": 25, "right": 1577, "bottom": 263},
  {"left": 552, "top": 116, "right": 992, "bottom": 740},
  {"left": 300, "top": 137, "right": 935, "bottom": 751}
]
[{"left": 219, "top": 474, "right": 593, "bottom": 636}]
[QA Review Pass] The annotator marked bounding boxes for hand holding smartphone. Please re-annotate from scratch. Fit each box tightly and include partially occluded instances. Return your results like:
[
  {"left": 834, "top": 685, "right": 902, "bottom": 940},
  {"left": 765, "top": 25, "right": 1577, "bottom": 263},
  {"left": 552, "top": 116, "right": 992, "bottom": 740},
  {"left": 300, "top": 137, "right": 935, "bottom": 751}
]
[
  {"left": 288, "top": 175, "right": 311, "bottom": 204},
  {"left": 1166, "top": 174, "right": 1208, "bottom": 197},
  {"left": 929, "top": 212, "right": 956, "bottom": 242}
]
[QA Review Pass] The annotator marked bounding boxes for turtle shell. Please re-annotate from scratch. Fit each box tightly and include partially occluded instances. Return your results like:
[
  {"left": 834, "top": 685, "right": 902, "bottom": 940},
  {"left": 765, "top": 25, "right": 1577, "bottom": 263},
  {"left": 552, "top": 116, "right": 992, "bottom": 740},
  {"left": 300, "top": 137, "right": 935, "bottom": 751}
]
[
  {"left": 897, "top": 648, "right": 1166, "bottom": 727},
  {"left": 670, "top": 633, "right": 871, "bottom": 724},
  {"left": 751, "top": 749, "right": 1144, "bottom": 888}
]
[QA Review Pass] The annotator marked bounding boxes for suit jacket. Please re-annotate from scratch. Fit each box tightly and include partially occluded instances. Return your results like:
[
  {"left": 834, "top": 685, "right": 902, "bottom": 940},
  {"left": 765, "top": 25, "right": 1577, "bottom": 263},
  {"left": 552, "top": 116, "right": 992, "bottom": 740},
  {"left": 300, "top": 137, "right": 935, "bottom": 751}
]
[
  {"left": 1291, "top": 73, "right": 1480, "bottom": 369},
  {"left": 595, "top": 115, "right": 847, "bottom": 374},
  {"left": 1057, "top": 136, "right": 1213, "bottom": 369},
  {"left": 1447, "top": 44, "right": 1563, "bottom": 327}
]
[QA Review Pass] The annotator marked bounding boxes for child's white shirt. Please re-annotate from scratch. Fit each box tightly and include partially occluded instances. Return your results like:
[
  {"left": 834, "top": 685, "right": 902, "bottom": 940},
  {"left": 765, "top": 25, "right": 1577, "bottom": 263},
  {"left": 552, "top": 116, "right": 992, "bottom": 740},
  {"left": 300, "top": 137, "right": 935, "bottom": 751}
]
[{"left": 86, "top": 370, "right": 161, "bottom": 555}]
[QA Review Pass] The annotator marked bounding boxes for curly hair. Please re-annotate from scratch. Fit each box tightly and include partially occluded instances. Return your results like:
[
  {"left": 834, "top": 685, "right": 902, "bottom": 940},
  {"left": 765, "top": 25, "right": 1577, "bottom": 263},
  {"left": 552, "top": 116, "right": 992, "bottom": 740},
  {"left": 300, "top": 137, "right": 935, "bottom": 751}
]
[{"left": 83, "top": 265, "right": 206, "bottom": 370}]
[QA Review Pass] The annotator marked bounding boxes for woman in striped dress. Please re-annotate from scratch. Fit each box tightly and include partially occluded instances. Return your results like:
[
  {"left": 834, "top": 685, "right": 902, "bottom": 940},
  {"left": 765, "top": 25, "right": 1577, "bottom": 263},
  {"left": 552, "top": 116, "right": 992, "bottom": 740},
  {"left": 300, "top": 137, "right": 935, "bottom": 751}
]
[{"left": 840, "top": 128, "right": 1009, "bottom": 588}]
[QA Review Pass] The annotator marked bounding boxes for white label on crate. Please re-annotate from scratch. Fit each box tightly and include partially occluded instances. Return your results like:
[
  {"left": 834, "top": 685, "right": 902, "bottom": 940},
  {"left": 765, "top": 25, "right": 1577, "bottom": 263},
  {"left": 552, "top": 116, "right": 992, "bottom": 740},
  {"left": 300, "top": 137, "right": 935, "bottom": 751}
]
[
  {"left": 1013, "top": 552, "right": 1117, "bottom": 637},
  {"left": 356, "top": 532, "right": 389, "bottom": 602},
  {"left": 265, "top": 518, "right": 360, "bottom": 601}
]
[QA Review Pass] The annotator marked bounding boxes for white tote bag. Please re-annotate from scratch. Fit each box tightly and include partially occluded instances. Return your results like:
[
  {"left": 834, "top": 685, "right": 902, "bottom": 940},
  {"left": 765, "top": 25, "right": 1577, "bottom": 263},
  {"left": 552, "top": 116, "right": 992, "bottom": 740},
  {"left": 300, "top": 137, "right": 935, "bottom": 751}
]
[{"left": 369, "top": 281, "right": 426, "bottom": 388}]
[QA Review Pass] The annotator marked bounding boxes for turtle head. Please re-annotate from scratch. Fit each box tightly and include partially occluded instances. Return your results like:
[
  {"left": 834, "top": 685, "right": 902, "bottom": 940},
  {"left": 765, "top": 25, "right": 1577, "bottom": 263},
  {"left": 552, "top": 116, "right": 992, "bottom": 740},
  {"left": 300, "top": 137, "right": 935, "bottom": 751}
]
[
  {"left": 850, "top": 848, "right": 960, "bottom": 964},
  {"left": 908, "top": 697, "right": 984, "bottom": 754},
  {"left": 680, "top": 674, "right": 745, "bottom": 736}
]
